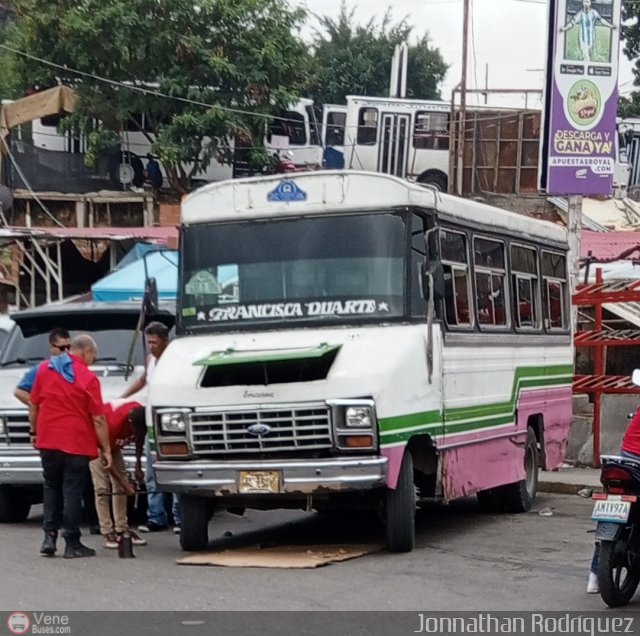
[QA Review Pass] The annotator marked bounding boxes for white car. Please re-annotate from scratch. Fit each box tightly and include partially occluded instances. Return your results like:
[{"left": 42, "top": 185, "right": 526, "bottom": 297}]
[
  {"left": 0, "top": 302, "right": 174, "bottom": 522},
  {"left": 0, "top": 315, "right": 15, "bottom": 354}
]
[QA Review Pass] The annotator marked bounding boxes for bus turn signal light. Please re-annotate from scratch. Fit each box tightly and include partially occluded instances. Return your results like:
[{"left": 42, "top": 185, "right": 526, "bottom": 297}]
[{"left": 159, "top": 442, "right": 189, "bottom": 456}]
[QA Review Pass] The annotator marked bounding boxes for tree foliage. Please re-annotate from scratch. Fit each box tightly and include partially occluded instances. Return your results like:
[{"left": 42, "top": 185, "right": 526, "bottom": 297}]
[
  {"left": 310, "top": 4, "right": 448, "bottom": 105},
  {"left": 619, "top": 0, "right": 640, "bottom": 116},
  {"left": 7, "top": 0, "right": 313, "bottom": 193}
]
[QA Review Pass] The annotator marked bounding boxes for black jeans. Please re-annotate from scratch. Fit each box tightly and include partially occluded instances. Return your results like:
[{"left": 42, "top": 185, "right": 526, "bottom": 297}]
[{"left": 40, "top": 449, "right": 90, "bottom": 544}]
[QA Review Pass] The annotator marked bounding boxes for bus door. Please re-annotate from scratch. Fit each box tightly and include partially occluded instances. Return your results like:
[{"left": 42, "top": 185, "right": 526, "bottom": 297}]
[{"left": 378, "top": 113, "right": 410, "bottom": 178}]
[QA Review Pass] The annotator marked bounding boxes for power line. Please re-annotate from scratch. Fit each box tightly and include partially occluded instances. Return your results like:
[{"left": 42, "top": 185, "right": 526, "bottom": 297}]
[{"left": 0, "top": 44, "right": 308, "bottom": 127}]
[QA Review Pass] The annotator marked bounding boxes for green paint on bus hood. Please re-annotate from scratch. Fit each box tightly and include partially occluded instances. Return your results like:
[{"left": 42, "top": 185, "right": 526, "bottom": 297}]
[{"left": 193, "top": 343, "right": 341, "bottom": 366}]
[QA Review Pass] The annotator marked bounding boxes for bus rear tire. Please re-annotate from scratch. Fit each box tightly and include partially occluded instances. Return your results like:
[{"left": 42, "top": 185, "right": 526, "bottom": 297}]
[
  {"left": 179, "top": 495, "right": 209, "bottom": 551},
  {"left": 417, "top": 171, "right": 447, "bottom": 192},
  {"left": 385, "top": 451, "right": 416, "bottom": 553},
  {"left": 500, "top": 428, "right": 539, "bottom": 513}
]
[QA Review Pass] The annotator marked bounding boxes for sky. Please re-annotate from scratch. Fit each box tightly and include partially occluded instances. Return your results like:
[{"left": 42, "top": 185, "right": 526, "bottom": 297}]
[{"left": 295, "top": 0, "right": 636, "bottom": 108}]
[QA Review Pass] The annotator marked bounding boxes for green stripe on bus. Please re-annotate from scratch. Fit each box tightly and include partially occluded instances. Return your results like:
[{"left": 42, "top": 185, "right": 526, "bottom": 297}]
[{"left": 378, "top": 363, "right": 572, "bottom": 441}]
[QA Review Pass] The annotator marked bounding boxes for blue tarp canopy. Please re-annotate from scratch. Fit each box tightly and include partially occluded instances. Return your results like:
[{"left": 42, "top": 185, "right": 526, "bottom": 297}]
[{"left": 92, "top": 250, "right": 179, "bottom": 302}]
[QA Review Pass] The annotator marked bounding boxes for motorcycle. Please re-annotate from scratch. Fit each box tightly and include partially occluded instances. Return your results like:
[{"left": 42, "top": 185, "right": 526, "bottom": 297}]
[
  {"left": 592, "top": 454, "right": 640, "bottom": 606},
  {"left": 591, "top": 367, "right": 640, "bottom": 606}
]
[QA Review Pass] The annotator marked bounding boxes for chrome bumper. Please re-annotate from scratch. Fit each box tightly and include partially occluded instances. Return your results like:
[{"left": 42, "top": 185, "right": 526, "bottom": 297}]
[
  {"left": 154, "top": 456, "right": 388, "bottom": 495},
  {"left": 0, "top": 448, "right": 144, "bottom": 485}
]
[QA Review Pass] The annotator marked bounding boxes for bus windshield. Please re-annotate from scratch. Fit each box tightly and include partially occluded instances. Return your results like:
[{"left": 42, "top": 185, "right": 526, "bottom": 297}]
[{"left": 179, "top": 212, "right": 407, "bottom": 331}]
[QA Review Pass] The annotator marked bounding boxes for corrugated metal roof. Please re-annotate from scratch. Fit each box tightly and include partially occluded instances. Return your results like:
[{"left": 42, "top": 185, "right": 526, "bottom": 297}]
[{"left": 584, "top": 263, "right": 640, "bottom": 327}]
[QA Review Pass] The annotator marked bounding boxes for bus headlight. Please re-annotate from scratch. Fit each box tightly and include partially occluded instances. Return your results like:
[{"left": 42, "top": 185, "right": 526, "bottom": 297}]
[
  {"left": 345, "top": 406, "right": 373, "bottom": 428},
  {"left": 159, "top": 411, "right": 189, "bottom": 433}
]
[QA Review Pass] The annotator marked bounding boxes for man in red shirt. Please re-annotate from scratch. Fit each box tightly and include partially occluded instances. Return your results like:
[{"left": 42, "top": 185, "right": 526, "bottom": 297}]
[
  {"left": 29, "top": 334, "right": 112, "bottom": 559},
  {"left": 90, "top": 401, "right": 147, "bottom": 548}
]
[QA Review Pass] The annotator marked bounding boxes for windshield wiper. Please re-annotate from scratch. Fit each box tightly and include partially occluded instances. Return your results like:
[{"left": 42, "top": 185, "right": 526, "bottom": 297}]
[{"left": 0, "top": 356, "right": 45, "bottom": 368}]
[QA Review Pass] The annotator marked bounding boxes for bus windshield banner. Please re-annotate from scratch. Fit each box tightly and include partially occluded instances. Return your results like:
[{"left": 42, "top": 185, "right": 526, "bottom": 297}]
[{"left": 546, "top": 0, "right": 622, "bottom": 195}]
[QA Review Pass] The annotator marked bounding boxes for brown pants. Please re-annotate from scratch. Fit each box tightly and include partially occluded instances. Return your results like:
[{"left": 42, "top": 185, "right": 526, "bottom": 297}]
[{"left": 89, "top": 449, "right": 128, "bottom": 535}]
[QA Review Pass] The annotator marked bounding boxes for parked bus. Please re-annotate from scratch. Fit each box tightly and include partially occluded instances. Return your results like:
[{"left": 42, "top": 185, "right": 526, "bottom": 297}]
[
  {"left": 342, "top": 95, "right": 451, "bottom": 191},
  {"left": 31, "top": 98, "right": 323, "bottom": 188},
  {"left": 150, "top": 170, "right": 573, "bottom": 553}
]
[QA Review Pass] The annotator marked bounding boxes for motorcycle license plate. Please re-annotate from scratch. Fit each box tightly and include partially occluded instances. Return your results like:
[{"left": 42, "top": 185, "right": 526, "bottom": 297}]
[{"left": 591, "top": 497, "right": 631, "bottom": 523}]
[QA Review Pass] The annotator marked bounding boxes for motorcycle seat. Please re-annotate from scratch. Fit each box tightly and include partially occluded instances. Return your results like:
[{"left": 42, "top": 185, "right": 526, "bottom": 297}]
[{"left": 601, "top": 454, "right": 640, "bottom": 486}]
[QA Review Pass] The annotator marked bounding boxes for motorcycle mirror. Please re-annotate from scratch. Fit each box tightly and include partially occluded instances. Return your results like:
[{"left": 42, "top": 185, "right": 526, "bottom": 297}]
[{"left": 632, "top": 369, "right": 640, "bottom": 387}]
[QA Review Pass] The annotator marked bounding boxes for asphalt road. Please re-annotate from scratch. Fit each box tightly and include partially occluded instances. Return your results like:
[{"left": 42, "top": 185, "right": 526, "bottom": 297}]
[{"left": 0, "top": 493, "right": 628, "bottom": 612}]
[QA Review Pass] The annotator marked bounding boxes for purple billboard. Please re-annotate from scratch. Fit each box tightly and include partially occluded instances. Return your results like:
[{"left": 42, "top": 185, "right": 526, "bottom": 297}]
[{"left": 545, "top": 0, "right": 622, "bottom": 195}]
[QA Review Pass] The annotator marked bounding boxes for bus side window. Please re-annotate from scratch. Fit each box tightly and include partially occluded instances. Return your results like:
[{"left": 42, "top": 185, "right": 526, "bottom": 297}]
[
  {"left": 357, "top": 108, "right": 378, "bottom": 145},
  {"left": 474, "top": 237, "right": 509, "bottom": 328},
  {"left": 440, "top": 229, "right": 473, "bottom": 327},
  {"left": 542, "top": 251, "right": 568, "bottom": 330},
  {"left": 326, "top": 112, "right": 346, "bottom": 147},
  {"left": 413, "top": 111, "right": 449, "bottom": 150},
  {"left": 268, "top": 111, "right": 307, "bottom": 146},
  {"left": 511, "top": 244, "right": 540, "bottom": 330}
]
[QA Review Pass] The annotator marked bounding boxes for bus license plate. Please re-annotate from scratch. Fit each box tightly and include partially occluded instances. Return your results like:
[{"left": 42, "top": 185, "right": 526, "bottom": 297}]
[
  {"left": 239, "top": 471, "right": 281, "bottom": 494},
  {"left": 591, "top": 497, "right": 631, "bottom": 523}
]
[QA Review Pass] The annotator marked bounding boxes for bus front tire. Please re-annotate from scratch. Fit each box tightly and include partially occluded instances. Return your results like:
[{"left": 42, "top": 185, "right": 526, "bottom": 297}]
[
  {"left": 385, "top": 451, "right": 416, "bottom": 553},
  {"left": 500, "top": 427, "right": 539, "bottom": 513},
  {"left": 179, "top": 495, "right": 209, "bottom": 551}
]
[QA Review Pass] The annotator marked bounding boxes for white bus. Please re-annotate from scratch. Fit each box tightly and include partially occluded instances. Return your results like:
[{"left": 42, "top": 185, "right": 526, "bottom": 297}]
[
  {"left": 31, "top": 98, "right": 323, "bottom": 188},
  {"left": 150, "top": 170, "right": 573, "bottom": 553},
  {"left": 341, "top": 95, "right": 451, "bottom": 191}
]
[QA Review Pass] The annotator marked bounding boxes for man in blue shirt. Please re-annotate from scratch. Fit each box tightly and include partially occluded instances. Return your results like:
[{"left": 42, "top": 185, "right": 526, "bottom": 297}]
[{"left": 14, "top": 328, "right": 71, "bottom": 406}]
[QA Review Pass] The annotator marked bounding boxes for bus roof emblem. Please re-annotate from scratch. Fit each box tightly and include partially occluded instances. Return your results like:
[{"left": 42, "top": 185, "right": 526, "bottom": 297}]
[{"left": 267, "top": 180, "right": 307, "bottom": 202}]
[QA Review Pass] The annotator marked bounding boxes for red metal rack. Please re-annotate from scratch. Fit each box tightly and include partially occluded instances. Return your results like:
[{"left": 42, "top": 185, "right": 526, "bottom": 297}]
[{"left": 572, "top": 269, "right": 640, "bottom": 467}]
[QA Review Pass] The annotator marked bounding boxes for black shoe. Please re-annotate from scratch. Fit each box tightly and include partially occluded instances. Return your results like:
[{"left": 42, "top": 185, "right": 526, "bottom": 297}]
[
  {"left": 40, "top": 532, "right": 57, "bottom": 556},
  {"left": 138, "top": 522, "right": 167, "bottom": 533},
  {"left": 88, "top": 525, "right": 101, "bottom": 536},
  {"left": 63, "top": 542, "right": 96, "bottom": 559}
]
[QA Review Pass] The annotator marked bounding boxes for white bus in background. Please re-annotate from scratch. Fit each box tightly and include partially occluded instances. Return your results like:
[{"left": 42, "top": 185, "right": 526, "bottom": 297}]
[
  {"left": 31, "top": 98, "right": 323, "bottom": 188},
  {"left": 341, "top": 95, "right": 451, "bottom": 191}
]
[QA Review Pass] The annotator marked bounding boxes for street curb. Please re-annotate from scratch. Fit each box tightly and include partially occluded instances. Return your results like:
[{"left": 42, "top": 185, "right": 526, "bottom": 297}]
[{"left": 539, "top": 481, "right": 597, "bottom": 495}]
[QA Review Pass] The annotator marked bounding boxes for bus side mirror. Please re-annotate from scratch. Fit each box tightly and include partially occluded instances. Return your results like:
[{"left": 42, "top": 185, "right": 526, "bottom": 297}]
[{"left": 421, "top": 262, "right": 445, "bottom": 302}]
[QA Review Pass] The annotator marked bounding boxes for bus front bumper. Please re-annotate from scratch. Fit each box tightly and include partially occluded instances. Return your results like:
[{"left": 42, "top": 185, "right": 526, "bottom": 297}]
[{"left": 154, "top": 456, "right": 388, "bottom": 495}]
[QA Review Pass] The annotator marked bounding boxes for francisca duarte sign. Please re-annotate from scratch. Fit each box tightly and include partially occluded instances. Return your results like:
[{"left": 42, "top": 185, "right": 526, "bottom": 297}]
[
  {"left": 193, "top": 299, "right": 392, "bottom": 322},
  {"left": 545, "top": 0, "right": 622, "bottom": 195}
]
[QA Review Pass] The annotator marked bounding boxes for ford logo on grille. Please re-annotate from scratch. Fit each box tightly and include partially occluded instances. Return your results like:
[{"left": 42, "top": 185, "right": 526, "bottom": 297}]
[{"left": 247, "top": 423, "right": 271, "bottom": 436}]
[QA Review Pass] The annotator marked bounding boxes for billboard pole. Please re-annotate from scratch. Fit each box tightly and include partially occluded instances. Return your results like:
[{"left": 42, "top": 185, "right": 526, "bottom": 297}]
[{"left": 568, "top": 194, "right": 583, "bottom": 327}]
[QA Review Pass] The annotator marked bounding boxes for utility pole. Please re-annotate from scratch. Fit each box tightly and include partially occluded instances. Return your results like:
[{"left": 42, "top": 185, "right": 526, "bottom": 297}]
[
  {"left": 456, "top": 0, "right": 470, "bottom": 196},
  {"left": 484, "top": 63, "right": 489, "bottom": 105},
  {"left": 567, "top": 194, "right": 583, "bottom": 325}
]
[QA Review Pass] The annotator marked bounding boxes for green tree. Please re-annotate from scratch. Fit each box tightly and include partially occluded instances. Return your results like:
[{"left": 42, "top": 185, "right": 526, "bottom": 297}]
[
  {"left": 310, "top": 3, "right": 448, "bottom": 105},
  {"left": 7, "top": 0, "right": 313, "bottom": 194},
  {"left": 619, "top": 0, "right": 640, "bottom": 117}
]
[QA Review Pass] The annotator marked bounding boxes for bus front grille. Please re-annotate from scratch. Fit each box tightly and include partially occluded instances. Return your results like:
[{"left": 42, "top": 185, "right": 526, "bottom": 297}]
[{"left": 189, "top": 405, "right": 332, "bottom": 454}]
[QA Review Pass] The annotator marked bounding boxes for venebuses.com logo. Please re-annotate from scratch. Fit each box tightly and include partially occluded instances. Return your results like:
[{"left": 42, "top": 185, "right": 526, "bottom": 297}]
[{"left": 7, "top": 613, "right": 30, "bottom": 635}]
